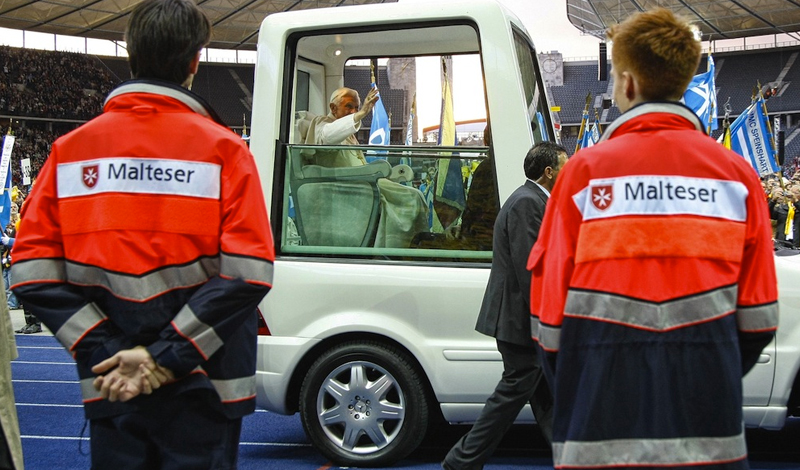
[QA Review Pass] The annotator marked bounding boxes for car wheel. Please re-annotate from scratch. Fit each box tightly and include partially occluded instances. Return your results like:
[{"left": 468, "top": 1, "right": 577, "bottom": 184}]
[{"left": 299, "top": 340, "right": 429, "bottom": 467}]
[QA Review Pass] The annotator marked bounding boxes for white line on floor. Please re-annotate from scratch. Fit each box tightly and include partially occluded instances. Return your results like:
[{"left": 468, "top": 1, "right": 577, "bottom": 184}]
[
  {"left": 16, "top": 403, "right": 83, "bottom": 408},
  {"left": 11, "top": 361, "right": 75, "bottom": 365},
  {"left": 20, "top": 435, "right": 89, "bottom": 441},
  {"left": 14, "top": 379, "right": 79, "bottom": 384},
  {"left": 19, "top": 436, "right": 311, "bottom": 448}
]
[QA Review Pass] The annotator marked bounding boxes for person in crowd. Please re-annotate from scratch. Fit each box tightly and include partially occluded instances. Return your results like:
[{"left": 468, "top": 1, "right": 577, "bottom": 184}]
[
  {"left": 2, "top": 209, "right": 42, "bottom": 334},
  {"left": 14, "top": 305, "right": 41, "bottom": 334},
  {"left": 10, "top": 0, "right": 274, "bottom": 467},
  {"left": 770, "top": 184, "right": 800, "bottom": 248},
  {"left": 304, "top": 86, "right": 380, "bottom": 167},
  {"left": 529, "top": 8, "right": 778, "bottom": 470},
  {"left": 454, "top": 125, "right": 498, "bottom": 251},
  {"left": 1, "top": 211, "right": 18, "bottom": 310},
  {"left": 442, "top": 141, "right": 567, "bottom": 470}
]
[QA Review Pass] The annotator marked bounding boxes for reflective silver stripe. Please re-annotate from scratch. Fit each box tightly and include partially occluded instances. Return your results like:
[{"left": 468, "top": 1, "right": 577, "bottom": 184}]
[
  {"left": 10, "top": 258, "right": 67, "bottom": 285},
  {"left": 65, "top": 257, "right": 219, "bottom": 302},
  {"left": 211, "top": 376, "right": 256, "bottom": 403},
  {"left": 80, "top": 378, "right": 102, "bottom": 402},
  {"left": 737, "top": 302, "right": 779, "bottom": 331},
  {"left": 220, "top": 253, "right": 274, "bottom": 285},
  {"left": 564, "top": 286, "right": 737, "bottom": 331},
  {"left": 530, "top": 316, "right": 540, "bottom": 342},
  {"left": 56, "top": 303, "right": 108, "bottom": 351},
  {"left": 553, "top": 431, "right": 747, "bottom": 467},
  {"left": 538, "top": 323, "right": 561, "bottom": 352},
  {"left": 172, "top": 305, "right": 224, "bottom": 360},
  {"left": 599, "top": 102, "right": 704, "bottom": 143}
]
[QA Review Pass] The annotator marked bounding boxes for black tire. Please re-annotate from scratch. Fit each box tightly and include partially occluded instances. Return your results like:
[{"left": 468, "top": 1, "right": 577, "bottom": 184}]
[{"left": 299, "top": 340, "right": 429, "bottom": 467}]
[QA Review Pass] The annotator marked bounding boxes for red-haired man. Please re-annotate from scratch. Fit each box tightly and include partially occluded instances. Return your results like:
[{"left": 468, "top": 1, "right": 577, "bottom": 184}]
[{"left": 529, "top": 8, "right": 778, "bottom": 470}]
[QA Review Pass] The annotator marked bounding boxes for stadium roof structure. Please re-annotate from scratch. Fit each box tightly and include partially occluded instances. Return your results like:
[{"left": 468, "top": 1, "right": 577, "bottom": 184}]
[
  {"left": 0, "top": 0, "right": 396, "bottom": 50},
  {"left": 566, "top": 0, "right": 800, "bottom": 42}
]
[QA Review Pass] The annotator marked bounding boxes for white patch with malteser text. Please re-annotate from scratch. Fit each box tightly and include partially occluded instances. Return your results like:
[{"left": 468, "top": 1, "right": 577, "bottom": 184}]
[
  {"left": 57, "top": 157, "right": 221, "bottom": 199},
  {"left": 572, "top": 175, "right": 749, "bottom": 222}
]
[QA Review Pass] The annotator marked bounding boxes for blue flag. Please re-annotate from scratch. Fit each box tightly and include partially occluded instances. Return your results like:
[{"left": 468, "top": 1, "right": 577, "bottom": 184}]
[
  {"left": 729, "top": 97, "right": 778, "bottom": 177},
  {"left": 369, "top": 85, "right": 391, "bottom": 147},
  {"left": 683, "top": 56, "right": 718, "bottom": 132},
  {"left": 366, "top": 83, "right": 391, "bottom": 163},
  {"left": 535, "top": 111, "right": 549, "bottom": 142}
]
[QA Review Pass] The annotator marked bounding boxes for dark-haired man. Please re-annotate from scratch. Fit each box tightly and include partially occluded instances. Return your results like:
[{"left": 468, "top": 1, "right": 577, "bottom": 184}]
[
  {"left": 11, "top": 0, "right": 274, "bottom": 467},
  {"left": 442, "top": 141, "right": 567, "bottom": 470},
  {"left": 529, "top": 8, "right": 778, "bottom": 470}
]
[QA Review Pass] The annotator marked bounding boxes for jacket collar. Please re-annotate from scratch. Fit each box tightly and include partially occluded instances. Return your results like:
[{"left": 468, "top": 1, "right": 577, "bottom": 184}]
[
  {"left": 599, "top": 101, "right": 705, "bottom": 143},
  {"left": 104, "top": 79, "right": 227, "bottom": 127}
]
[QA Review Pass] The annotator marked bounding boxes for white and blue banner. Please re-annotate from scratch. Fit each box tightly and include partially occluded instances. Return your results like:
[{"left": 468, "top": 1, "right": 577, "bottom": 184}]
[
  {"left": 0, "top": 135, "right": 14, "bottom": 231},
  {"left": 581, "top": 118, "right": 600, "bottom": 149},
  {"left": 683, "top": 56, "right": 718, "bottom": 132},
  {"left": 729, "top": 98, "right": 779, "bottom": 177}
]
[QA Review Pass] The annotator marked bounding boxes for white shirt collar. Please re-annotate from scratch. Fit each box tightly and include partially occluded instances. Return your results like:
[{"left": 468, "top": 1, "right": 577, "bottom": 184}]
[{"left": 530, "top": 179, "right": 550, "bottom": 197}]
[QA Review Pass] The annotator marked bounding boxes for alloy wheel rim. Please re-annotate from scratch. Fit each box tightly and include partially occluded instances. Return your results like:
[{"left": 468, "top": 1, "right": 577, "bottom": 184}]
[{"left": 315, "top": 360, "right": 406, "bottom": 454}]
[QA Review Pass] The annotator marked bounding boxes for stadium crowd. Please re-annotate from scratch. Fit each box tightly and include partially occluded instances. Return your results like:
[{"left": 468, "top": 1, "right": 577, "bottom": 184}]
[{"left": 1, "top": 45, "right": 117, "bottom": 120}]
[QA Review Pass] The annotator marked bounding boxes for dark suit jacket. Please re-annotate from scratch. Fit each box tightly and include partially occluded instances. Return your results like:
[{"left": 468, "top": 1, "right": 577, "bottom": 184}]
[{"left": 475, "top": 180, "right": 548, "bottom": 347}]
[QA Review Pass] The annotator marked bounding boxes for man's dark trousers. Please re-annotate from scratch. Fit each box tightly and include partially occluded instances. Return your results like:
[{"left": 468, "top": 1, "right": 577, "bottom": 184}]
[
  {"left": 90, "top": 390, "right": 242, "bottom": 470},
  {"left": 442, "top": 339, "right": 553, "bottom": 470}
]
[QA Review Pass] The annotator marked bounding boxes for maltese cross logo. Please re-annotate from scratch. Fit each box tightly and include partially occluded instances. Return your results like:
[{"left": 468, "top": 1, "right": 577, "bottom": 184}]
[
  {"left": 591, "top": 184, "right": 613, "bottom": 211},
  {"left": 82, "top": 165, "right": 99, "bottom": 188}
]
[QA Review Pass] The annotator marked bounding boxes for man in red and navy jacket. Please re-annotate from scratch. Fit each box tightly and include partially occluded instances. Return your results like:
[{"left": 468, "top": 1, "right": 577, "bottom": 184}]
[
  {"left": 10, "top": 0, "right": 274, "bottom": 467},
  {"left": 529, "top": 8, "right": 778, "bottom": 470}
]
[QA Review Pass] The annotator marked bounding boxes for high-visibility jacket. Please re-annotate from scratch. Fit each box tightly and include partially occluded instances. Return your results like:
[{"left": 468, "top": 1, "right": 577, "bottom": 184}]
[
  {"left": 11, "top": 80, "right": 275, "bottom": 420},
  {"left": 529, "top": 102, "right": 778, "bottom": 469}
]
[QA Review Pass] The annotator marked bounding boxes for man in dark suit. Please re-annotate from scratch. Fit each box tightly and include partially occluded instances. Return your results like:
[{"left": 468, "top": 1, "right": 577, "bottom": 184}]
[{"left": 442, "top": 141, "right": 568, "bottom": 470}]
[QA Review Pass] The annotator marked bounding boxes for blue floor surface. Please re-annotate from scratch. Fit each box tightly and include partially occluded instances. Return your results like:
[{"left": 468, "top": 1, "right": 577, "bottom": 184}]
[{"left": 10, "top": 334, "right": 800, "bottom": 469}]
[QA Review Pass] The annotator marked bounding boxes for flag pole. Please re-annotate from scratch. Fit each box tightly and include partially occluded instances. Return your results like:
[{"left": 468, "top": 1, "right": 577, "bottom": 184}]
[
  {"left": 706, "top": 55, "right": 715, "bottom": 134},
  {"left": 594, "top": 108, "right": 602, "bottom": 135},
  {"left": 720, "top": 97, "right": 732, "bottom": 150},
  {"left": 756, "top": 81, "right": 782, "bottom": 183},
  {"left": 574, "top": 92, "right": 591, "bottom": 154}
]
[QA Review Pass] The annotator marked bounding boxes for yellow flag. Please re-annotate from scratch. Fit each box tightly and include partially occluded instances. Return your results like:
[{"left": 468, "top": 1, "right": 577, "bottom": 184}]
[{"left": 722, "top": 125, "right": 731, "bottom": 150}]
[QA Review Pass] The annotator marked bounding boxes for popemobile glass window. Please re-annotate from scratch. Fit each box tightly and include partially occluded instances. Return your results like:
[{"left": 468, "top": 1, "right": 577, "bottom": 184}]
[{"left": 278, "top": 25, "right": 498, "bottom": 262}]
